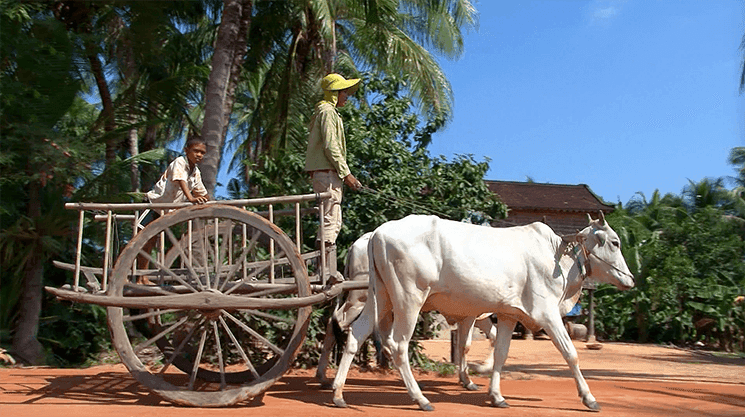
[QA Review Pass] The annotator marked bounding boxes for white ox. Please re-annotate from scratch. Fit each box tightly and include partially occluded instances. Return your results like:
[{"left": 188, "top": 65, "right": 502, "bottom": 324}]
[
  {"left": 331, "top": 213, "right": 634, "bottom": 412},
  {"left": 316, "top": 232, "right": 504, "bottom": 390},
  {"left": 316, "top": 232, "right": 373, "bottom": 387}
]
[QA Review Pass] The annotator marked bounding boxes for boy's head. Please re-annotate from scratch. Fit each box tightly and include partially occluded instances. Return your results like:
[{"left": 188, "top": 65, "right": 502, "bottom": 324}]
[
  {"left": 185, "top": 138, "right": 206, "bottom": 151},
  {"left": 184, "top": 138, "right": 207, "bottom": 166}
]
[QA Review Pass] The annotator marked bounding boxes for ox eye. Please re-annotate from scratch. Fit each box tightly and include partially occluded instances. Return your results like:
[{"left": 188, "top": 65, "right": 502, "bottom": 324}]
[{"left": 611, "top": 240, "right": 620, "bottom": 249}]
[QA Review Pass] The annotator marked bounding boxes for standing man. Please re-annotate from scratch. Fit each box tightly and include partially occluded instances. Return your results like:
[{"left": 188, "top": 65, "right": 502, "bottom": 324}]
[{"left": 305, "top": 73, "right": 362, "bottom": 255}]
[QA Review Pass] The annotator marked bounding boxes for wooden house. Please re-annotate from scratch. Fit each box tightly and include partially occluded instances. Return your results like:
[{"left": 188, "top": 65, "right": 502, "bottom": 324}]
[{"left": 485, "top": 180, "right": 615, "bottom": 235}]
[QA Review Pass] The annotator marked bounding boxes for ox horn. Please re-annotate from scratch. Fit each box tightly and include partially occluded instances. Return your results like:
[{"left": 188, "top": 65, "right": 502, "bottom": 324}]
[
  {"left": 598, "top": 210, "right": 606, "bottom": 226},
  {"left": 561, "top": 233, "right": 585, "bottom": 244}
]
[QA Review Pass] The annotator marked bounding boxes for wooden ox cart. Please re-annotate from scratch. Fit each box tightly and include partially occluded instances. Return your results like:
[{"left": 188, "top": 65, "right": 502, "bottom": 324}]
[{"left": 46, "top": 193, "right": 367, "bottom": 407}]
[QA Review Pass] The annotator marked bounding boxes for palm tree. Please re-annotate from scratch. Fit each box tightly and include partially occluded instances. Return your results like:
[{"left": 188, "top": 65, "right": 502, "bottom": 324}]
[
  {"left": 52, "top": 1, "right": 218, "bottom": 193},
  {"left": 682, "top": 178, "right": 729, "bottom": 212},
  {"left": 740, "top": 33, "right": 744, "bottom": 94},
  {"left": 219, "top": 0, "right": 478, "bottom": 195},
  {"left": 199, "top": 0, "right": 253, "bottom": 195},
  {"left": 729, "top": 147, "right": 745, "bottom": 187}
]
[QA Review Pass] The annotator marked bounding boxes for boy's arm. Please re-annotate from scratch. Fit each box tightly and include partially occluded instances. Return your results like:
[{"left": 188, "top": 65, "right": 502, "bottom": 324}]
[{"left": 177, "top": 180, "right": 208, "bottom": 204}]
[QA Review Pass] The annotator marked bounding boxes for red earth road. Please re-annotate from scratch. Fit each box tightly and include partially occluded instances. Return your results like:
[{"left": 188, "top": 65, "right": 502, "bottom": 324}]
[{"left": 1, "top": 339, "right": 743, "bottom": 417}]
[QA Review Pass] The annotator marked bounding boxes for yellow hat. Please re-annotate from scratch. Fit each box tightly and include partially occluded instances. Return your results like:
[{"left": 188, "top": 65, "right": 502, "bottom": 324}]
[{"left": 321, "top": 73, "right": 361, "bottom": 93}]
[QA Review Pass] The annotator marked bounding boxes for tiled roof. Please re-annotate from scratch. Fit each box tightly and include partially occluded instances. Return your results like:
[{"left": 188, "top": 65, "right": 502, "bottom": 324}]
[{"left": 485, "top": 180, "right": 614, "bottom": 213}]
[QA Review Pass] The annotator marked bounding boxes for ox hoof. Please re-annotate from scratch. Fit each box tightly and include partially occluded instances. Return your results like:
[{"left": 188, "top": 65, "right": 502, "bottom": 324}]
[
  {"left": 583, "top": 399, "right": 601, "bottom": 412},
  {"left": 489, "top": 395, "right": 510, "bottom": 408},
  {"left": 464, "top": 382, "right": 480, "bottom": 391},
  {"left": 333, "top": 397, "right": 348, "bottom": 408},
  {"left": 418, "top": 401, "right": 435, "bottom": 412},
  {"left": 492, "top": 400, "right": 510, "bottom": 408}
]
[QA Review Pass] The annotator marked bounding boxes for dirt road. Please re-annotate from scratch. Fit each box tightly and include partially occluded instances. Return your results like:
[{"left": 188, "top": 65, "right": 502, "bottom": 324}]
[{"left": 1, "top": 339, "right": 743, "bottom": 417}]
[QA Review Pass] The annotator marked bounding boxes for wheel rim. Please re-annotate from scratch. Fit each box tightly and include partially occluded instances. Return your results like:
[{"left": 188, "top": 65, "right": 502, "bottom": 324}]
[{"left": 107, "top": 205, "right": 311, "bottom": 406}]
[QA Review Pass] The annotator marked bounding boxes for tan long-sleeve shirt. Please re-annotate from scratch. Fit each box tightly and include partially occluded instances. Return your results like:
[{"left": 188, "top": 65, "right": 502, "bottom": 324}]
[{"left": 304, "top": 100, "right": 351, "bottom": 179}]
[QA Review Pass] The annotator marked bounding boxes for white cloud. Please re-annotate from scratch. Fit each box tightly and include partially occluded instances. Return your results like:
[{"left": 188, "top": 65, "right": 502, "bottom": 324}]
[
  {"left": 593, "top": 6, "right": 619, "bottom": 20},
  {"left": 587, "top": 0, "right": 625, "bottom": 24}
]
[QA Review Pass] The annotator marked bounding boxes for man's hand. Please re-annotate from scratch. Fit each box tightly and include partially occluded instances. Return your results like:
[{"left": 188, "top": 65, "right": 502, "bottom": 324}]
[{"left": 343, "top": 173, "right": 362, "bottom": 191}]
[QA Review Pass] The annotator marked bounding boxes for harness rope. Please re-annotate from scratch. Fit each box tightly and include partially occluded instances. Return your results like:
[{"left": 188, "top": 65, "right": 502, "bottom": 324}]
[{"left": 358, "top": 185, "right": 457, "bottom": 220}]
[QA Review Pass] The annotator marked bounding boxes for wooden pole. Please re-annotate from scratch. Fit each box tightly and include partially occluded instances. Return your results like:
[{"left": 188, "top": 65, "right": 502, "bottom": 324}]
[
  {"left": 73, "top": 210, "right": 84, "bottom": 291},
  {"left": 63, "top": 192, "right": 333, "bottom": 211},
  {"left": 586, "top": 288, "right": 602, "bottom": 349}
]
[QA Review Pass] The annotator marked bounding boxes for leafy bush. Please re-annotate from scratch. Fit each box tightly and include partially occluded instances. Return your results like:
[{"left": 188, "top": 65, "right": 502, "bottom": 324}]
[
  {"left": 596, "top": 199, "right": 745, "bottom": 351},
  {"left": 38, "top": 301, "right": 110, "bottom": 367}
]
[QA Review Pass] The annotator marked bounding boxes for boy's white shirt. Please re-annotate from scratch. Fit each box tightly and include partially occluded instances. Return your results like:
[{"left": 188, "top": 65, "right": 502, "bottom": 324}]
[{"left": 147, "top": 156, "right": 207, "bottom": 203}]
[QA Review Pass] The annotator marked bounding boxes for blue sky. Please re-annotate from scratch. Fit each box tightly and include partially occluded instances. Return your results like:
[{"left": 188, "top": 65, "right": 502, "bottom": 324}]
[{"left": 429, "top": 0, "right": 745, "bottom": 205}]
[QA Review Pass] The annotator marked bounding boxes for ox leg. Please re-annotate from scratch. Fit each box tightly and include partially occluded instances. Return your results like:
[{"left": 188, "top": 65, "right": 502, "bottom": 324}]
[
  {"left": 469, "top": 317, "right": 496, "bottom": 374},
  {"left": 487, "top": 317, "right": 516, "bottom": 408},
  {"left": 455, "top": 317, "right": 479, "bottom": 391},
  {"left": 315, "top": 317, "right": 337, "bottom": 388},
  {"left": 331, "top": 303, "right": 376, "bottom": 408},
  {"left": 389, "top": 309, "right": 435, "bottom": 412},
  {"left": 542, "top": 314, "right": 601, "bottom": 412}
]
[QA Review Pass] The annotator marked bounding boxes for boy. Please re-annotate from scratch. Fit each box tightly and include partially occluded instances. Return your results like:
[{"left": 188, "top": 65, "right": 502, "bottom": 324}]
[
  {"left": 147, "top": 138, "right": 209, "bottom": 205},
  {"left": 137, "top": 139, "right": 210, "bottom": 280}
]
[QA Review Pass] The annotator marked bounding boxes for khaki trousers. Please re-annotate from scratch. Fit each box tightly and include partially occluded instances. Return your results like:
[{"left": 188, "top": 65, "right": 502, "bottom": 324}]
[{"left": 311, "top": 170, "right": 343, "bottom": 244}]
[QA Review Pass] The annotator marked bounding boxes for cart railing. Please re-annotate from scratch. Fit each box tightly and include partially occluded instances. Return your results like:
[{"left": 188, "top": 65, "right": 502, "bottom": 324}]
[{"left": 61, "top": 192, "right": 334, "bottom": 293}]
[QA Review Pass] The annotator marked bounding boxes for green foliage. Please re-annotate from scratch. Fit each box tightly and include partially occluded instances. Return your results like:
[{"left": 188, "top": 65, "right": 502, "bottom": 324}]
[
  {"left": 595, "top": 193, "right": 745, "bottom": 351},
  {"left": 37, "top": 302, "right": 110, "bottom": 367},
  {"left": 338, "top": 73, "right": 507, "bottom": 249},
  {"left": 0, "top": 4, "right": 115, "bottom": 363}
]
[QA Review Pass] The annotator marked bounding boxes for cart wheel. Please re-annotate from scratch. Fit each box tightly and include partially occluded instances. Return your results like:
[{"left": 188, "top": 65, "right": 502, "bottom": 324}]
[{"left": 107, "top": 204, "right": 312, "bottom": 407}]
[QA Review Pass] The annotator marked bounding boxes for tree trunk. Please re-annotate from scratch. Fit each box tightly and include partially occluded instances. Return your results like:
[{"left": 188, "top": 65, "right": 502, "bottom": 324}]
[
  {"left": 87, "top": 49, "right": 118, "bottom": 169},
  {"left": 118, "top": 17, "right": 140, "bottom": 193},
  {"left": 200, "top": 0, "right": 251, "bottom": 196},
  {"left": 220, "top": 0, "right": 252, "bottom": 144},
  {"left": 12, "top": 181, "right": 45, "bottom": 365},
  {"left": 128, "top": 126, "right": 140, "bottom": 192}
]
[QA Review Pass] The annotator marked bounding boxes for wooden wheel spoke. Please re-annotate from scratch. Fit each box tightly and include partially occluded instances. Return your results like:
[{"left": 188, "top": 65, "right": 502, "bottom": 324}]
[
  {"left": 137, "top": 249, "right": 198, "bottom": 293},
  {"left": 215, "top": 220, "right": 235, "bottom": 285},
  {"left": 218, "top": 226, "right": 263, "bottom": 291},
  {"left": 159, "top": 317, "right": 205, "bottom": 375},
  {"left": 242, "top": 284, "right": 295, "bottom": 298},
  {"left": 218, "top": 315, "right": 260, "bottom": 379},
  {"left": 134, "top": 315, "right": 190, "bottom": 355},
  {"left": 188, "top": 328, "right": 208, "bottom": 390},
  {"left": 212, "top": 219, "right": 222, "bottom": 289},
  {"left": 217, "top": 245, "right": 254, "bottom": 292},
  {"left": 124, "top": 308, "right": 180, "bottom": 322},
  {"left": 122, "top": 283, "right": 177, "bottom": 296},
  {"left": 220, "top": 242, "right": 280, "bottom": 294},
  {"left": 211, "top": 321, "right": 226, "bottom": 388},
  {"left": 224, "top": 311, "right": 284, "bottom": 356},
  {"left": 224, "top": 260, "right": 273, "bottom": 295},
  {"left": 201, "top": 225, "right": 212, "bottom": 288},
  {"left": 163, "top": 226, "right": 205, "bottom": 290},
  {"left": 243, "top": 309, "right": 296, "bottom": 324}
]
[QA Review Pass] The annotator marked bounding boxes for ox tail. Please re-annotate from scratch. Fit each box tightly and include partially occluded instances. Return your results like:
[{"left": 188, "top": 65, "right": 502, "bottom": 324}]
[{"left": 367, "top": 234, "right": 382, "bottom": 341}]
